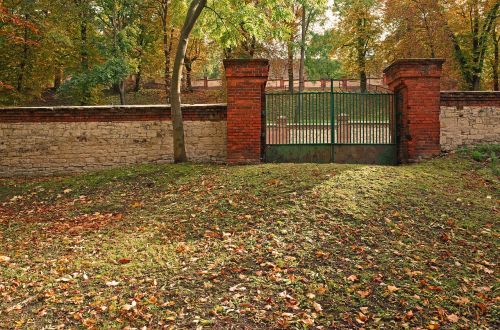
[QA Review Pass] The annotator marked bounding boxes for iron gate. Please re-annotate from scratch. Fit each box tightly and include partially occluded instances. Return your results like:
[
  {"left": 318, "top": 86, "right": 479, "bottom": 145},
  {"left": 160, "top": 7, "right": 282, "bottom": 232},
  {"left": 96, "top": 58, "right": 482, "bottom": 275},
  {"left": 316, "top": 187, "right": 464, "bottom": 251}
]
[{"left": 264, "top": 90, "right": 397, "bottom": 165}]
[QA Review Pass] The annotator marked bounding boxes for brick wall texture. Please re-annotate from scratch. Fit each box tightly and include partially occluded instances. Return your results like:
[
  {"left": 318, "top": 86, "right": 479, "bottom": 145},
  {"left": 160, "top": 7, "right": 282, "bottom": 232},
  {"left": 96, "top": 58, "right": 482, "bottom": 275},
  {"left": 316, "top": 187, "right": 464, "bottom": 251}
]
[
  {"left": 440, "top": 92, "right": 500, "bottom": 151},
  {"left": 0, "top": 104, "right": 227, "bottom": 177},
  {"left": 224, "top": 59, "right": 269, "bottom": 164},
  {"left": 384, "top": 59, "right": 445, "bottom": 163}
]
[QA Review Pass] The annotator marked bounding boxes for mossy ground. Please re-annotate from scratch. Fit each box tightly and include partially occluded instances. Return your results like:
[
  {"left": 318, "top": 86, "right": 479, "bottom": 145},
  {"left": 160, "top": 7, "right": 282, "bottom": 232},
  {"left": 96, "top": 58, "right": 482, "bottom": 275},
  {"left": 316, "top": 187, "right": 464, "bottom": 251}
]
[{"left": 0, "top": 151, "right": 498, "bottom": 329}]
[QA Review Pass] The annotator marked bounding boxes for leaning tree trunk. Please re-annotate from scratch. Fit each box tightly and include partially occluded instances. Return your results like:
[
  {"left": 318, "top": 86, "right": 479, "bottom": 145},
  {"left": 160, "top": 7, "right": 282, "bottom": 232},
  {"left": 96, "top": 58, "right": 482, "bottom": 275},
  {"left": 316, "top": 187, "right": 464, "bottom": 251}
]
[{"left": 171, "top": 0, "right": 207, "bottom": 163}]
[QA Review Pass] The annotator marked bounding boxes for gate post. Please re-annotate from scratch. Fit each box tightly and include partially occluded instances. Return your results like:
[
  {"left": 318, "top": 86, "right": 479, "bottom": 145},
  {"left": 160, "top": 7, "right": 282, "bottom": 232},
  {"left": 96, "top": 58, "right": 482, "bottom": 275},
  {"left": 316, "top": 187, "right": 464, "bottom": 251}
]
[
  {"left": 383, "top": 59, "right": 445, "bottom": 163},
  {"left": 224, "top": 59, "right": 269, "bottom": 164}
]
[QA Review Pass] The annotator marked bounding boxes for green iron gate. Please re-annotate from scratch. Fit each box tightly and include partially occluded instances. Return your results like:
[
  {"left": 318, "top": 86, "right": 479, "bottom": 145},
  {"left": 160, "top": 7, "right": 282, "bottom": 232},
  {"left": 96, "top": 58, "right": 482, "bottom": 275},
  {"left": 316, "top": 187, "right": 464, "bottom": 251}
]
[{"left": 265, "top": 90, "right": 398, "bottom": 165}]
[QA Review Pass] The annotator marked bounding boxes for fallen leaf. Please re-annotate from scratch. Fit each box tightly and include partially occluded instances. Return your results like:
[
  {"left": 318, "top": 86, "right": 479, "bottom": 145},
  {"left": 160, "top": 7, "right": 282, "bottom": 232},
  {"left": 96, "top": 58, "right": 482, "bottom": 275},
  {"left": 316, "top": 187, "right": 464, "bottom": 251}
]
[
  {"left": 447, "top": 314, "right": 459, "bottom": 323},
  {"left": 312, "top": 301, "right": 322, "bottom": 312},
  {"left": 357, "top": 290, "right": 371, "bottom": 298},
  {"left": 347, "top": 274, "right": 358, "bottom": 282},
  {"left": 118, "top": 258, "right": 131, "bottom": 264},
  {"left": 106, "top": 280, "right": 120, "bottom": 287},
  {"left": 387, "top": 285, "right": 399, "bottom": 293},
  {"left": 0, "top": 255, "right": 11, "bottom": 263},
  {"left": 122, "top": 300, "right": 136, "bottom": 311},
  {"left": 455, "top": 297, "right": 470, "bottom": 305}
]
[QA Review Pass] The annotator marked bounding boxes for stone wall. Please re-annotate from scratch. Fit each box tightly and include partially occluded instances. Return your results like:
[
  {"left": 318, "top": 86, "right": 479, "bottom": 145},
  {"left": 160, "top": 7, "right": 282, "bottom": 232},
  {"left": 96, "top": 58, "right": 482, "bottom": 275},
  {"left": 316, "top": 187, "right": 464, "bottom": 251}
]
[
  {"left": 0, "top": 104, "right": 227, "bottom": 177},
  {"left": 440, "top": 92, "right": 500, "bottom": 151}
]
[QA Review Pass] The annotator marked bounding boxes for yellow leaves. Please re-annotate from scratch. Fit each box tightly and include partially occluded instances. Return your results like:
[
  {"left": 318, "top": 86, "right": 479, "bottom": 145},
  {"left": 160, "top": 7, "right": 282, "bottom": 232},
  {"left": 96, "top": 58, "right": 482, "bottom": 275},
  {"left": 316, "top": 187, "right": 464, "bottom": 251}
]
[
  {"left": 427, "top": 322, "right": 440, "bottom": 329},
  {"left": 130, "top": 201, "right": 143, "bottom": 208},
  {"left": 387, "top": 285, "right": 399, "bottom": 293}
]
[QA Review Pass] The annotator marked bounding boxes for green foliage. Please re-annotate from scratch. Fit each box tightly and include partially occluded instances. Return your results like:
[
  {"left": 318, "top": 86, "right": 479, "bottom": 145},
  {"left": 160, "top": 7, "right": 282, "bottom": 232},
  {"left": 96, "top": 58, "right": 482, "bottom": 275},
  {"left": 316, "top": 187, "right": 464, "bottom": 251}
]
[
  {"left": 203, "top": 0, "right": 294, "bottom": 57},
  {"left": 459, "top": 144, "right": 500, "bottom": 176},
  {"left": 305, "top": 32, "right": 343, "bottom": 79},
  {"left": 58, "top": 58, "right": 131, "bottom": 104}
]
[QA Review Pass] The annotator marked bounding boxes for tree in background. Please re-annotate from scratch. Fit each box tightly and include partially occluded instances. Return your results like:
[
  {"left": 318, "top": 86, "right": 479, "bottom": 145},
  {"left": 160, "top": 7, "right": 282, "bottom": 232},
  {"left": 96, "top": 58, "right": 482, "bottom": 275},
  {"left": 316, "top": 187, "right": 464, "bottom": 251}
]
[
  {"left": 297, "top": 0, "right": 328, "bottom": 92},
  {"left": 333, "top": 0, "right": 382, "bottom": 92},
  {"left": 440, "top": 0, "right": 499, "bottom": 90},
  {"left": 305, "top": 31, "right": 343, "bottom": 80},
  {"left": 0, "top": 0, "right": 39, "bottom": 102}
]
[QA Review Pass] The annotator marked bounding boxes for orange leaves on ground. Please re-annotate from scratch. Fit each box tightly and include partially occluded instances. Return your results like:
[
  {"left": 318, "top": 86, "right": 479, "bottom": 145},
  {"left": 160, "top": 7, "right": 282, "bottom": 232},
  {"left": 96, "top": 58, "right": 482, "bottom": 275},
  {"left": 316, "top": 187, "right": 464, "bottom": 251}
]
[{"left": 48, "top": 213, "right": 123, "bottom": 234}]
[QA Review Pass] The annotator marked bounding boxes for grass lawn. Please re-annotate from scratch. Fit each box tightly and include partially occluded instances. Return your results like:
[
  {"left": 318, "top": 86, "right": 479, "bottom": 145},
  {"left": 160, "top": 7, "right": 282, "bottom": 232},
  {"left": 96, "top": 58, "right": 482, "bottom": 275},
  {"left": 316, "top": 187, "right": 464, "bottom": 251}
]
[{"left": 0, "top": 150, "right": 498, "bottom": 329}]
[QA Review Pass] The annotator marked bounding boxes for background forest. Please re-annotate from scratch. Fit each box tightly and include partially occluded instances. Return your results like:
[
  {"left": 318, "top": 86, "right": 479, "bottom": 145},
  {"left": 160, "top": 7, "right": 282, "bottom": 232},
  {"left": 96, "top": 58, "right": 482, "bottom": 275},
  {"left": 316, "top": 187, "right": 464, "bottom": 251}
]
[{"left": 0, "top": 0, "right": 498, "bottom": 106}]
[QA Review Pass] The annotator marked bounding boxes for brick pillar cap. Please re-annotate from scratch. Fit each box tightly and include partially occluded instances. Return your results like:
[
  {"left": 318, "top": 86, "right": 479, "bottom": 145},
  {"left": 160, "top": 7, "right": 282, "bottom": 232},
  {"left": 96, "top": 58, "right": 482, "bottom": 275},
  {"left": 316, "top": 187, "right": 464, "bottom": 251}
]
[
  {"left": 383, "top": 58, "right": 445, "bottom": 74},
  {"left": 223, "top": 59, "right": 269, "bottom": 78},
  {"left": 223, "top": 58, "right": 269, "bottom": 65},
  {"left": 384, "top": 58, "right": 445, "bottom": 85}
]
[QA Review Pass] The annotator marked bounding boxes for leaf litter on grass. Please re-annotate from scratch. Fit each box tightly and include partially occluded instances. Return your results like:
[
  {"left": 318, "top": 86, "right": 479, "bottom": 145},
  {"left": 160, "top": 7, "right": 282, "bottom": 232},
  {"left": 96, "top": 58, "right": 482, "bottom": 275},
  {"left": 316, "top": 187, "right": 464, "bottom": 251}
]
[{"left": 0, "top": 155, "right": 498, "bottom": 329}]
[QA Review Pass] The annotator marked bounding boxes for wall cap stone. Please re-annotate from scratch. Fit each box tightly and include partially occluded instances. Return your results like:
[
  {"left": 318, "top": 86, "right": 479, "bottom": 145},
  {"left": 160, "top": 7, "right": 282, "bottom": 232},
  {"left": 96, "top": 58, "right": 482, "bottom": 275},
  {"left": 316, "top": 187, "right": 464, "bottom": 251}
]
[
  {"left": 383, "top": 58, "right": 446, "bottom": 74},
  {"left": 0, "top": 103, "right": 227, "bottom": 111},
  {"left": 440, "top": 91, "right": 500, "bottom": 106}
]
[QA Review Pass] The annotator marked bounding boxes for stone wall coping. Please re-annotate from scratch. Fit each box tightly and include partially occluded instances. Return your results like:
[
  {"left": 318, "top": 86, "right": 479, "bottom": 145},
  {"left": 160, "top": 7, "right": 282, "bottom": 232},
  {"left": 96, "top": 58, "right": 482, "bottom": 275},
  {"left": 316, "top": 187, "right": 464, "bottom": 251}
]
[
  {"left": 440, "top": 91, "right": 500, "bottom": 106},
  {"left": 0, "top": 103, "right": 227, "bottom": 111},
  {"left": 0, "top": 104, "right": 228, "bottom": 123}
]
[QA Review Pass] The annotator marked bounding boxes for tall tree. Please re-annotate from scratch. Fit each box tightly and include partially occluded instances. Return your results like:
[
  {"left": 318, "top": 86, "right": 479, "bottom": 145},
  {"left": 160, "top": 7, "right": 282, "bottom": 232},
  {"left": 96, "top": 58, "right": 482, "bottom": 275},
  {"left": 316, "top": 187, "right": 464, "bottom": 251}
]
[
  {"left": 440, "top": 0, "right": 499, "bottom": 90},
  {"left": 333, "top": 0, "right": 382, "bottom": 92},
  {"left": 297, "top": 0, "right": 327, "bottom": 92}
]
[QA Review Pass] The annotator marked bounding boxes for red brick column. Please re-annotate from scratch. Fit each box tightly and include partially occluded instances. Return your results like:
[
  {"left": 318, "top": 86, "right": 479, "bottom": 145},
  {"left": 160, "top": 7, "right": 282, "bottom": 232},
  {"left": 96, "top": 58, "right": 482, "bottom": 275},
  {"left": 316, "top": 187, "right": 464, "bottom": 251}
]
[
  {"left": 383, "top": 59, "right": 445, "bottom": 163},
  {"left": 224, "top": 59, "right": 269, "bottom": 164}
]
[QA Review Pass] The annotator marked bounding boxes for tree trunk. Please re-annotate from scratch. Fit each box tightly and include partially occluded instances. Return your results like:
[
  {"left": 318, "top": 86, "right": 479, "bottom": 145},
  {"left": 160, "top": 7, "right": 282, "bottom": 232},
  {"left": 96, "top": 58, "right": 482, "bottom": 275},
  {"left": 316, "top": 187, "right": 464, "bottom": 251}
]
[
  {"left": 493, "top": 29, "right": 499, "bottom": 91},
  {"left": 184, "top": 58, "right": 193, "bottom": 92},
  {"left": 171, "top": 0, "right": 206, "bottom": 163},
  {"left": 119, "top": 80, "right": 126, "bottom": 105},
  {"left": 80, "top": 9, "right": 90, "bottom": 105},
  {"left": 357, "top": 19, "right": 367, "bottom": 93},
  {"left": 161, "top": 2, "right": 174, "bottom": 102},
  {"left": 135, "top": 65, "right": 142, "bottom": 93},
  {"left": 54, "top": 67, "right": 63, "bottom": 90},
  {"left": 298, "top": 5, "right": 306, "bottom": 92},
  {"left": 17, "top": 18, "right": 29, "bottom": 92},
  {"left": 287, "top": 41, "right": 294, "bottom": 93}
]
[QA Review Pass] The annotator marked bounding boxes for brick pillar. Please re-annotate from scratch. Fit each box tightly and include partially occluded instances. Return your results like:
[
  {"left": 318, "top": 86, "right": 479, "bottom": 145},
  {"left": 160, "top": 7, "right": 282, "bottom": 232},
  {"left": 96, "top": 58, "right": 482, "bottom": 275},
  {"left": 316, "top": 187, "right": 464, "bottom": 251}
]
[
  {"left": 383, "top": 58, "right": 445, "bottom": 163},
  {"left": 224, "top": 59, "right": 269, "bottom": 164}
]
